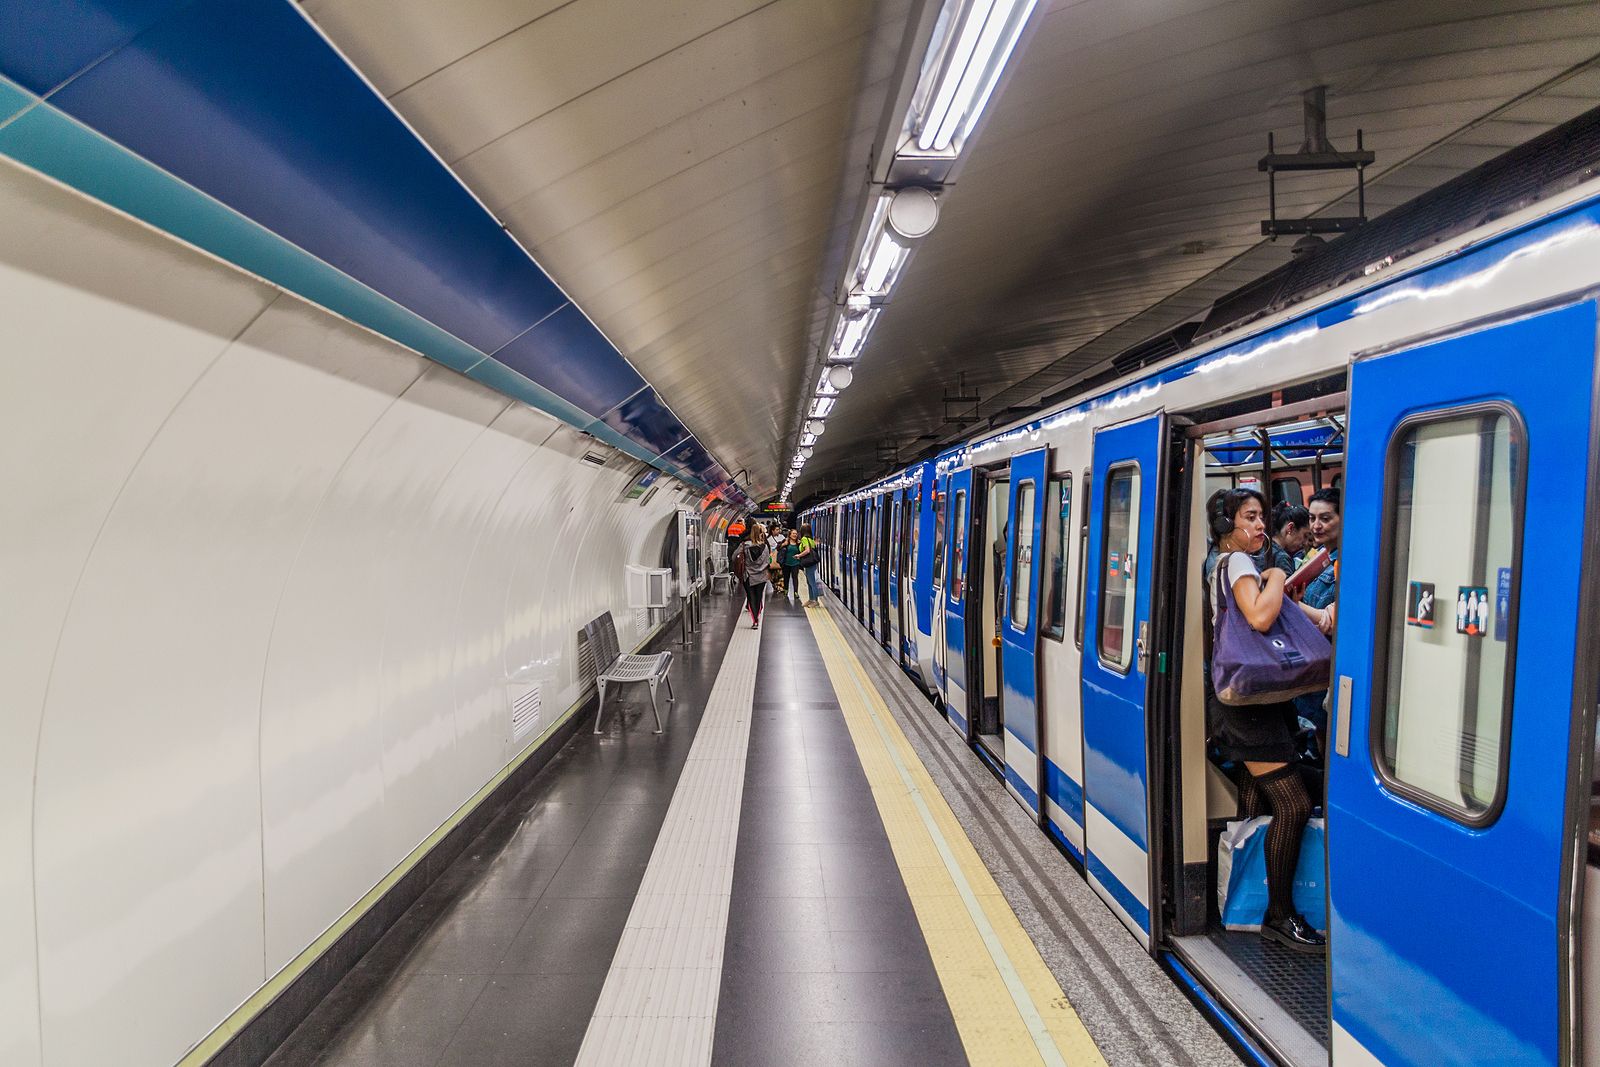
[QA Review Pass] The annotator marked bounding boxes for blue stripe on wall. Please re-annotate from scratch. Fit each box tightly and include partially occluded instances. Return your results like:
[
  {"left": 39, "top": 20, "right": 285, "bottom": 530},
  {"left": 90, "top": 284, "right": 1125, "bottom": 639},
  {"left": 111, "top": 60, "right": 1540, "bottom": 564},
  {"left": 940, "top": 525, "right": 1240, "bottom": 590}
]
[{"left": 0, "top": 1, "right": 749, "bottom": 500}]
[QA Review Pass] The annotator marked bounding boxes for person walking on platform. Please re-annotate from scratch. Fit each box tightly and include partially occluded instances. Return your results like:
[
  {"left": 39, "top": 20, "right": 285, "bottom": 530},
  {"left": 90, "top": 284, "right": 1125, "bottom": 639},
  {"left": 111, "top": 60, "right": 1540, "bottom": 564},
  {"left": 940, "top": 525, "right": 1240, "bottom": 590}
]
[
  {"left": 798, "top": 524, "right": 822, "bottom": 606},
  {"left": 781, "top": 528, "right": 805, "bottom": 605},
  {"left": 739, "top": 523, "right": 771, "bottom": 628}
]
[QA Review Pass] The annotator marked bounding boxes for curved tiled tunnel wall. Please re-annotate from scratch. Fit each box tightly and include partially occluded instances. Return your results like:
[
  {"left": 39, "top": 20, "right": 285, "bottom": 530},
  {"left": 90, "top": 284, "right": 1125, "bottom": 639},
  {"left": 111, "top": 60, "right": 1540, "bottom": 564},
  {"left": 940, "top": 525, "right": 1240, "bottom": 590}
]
[{"left": 0, "top": 158, "right": 706, "bottom": 1067}]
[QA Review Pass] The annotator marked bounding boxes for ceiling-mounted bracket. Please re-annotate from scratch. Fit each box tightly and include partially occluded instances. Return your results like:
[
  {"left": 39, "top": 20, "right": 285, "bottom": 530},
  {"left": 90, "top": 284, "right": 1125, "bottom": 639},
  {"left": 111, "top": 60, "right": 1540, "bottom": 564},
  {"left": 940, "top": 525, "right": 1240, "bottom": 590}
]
[
  {"left": 1259, "top": 86, "right": 1375, "bottom": 239},
  {"left": 942, "top": 371, "right": 981, "bottom": 425}
]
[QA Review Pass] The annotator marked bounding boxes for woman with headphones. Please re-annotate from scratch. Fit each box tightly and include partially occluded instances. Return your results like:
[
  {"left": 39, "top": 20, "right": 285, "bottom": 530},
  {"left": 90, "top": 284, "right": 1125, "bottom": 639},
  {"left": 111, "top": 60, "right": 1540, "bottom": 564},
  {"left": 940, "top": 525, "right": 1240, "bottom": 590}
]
[{"left": 1205, "top": 487, "right": 1326, "bottom": 954}]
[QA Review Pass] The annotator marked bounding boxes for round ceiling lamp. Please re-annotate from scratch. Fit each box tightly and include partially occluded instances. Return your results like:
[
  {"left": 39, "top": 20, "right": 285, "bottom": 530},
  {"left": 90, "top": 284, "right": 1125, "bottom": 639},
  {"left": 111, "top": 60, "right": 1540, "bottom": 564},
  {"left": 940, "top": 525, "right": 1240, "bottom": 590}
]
[
  {"left": 826, "top": 365, "right": 854, "bottom": 391},
  {"left": 887, "top": 186, "right": 940, "bottom": 240},
  {"left": 799, "top": 445, "right": 814, "bottom": 460},
  {"left": 806, "top": 419, "right": 826, "bottom": 436}
]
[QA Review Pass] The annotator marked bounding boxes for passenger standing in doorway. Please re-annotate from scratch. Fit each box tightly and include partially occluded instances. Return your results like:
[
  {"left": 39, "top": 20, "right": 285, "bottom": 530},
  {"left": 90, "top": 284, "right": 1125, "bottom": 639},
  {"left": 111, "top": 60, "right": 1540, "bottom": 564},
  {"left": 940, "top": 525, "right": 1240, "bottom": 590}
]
[
  {"left": 1205, "top": 488, "right": 1326, "bottom": 953},
  {"left": 781, "top": 529, "right": 804, "bottom": 605},
  {"left": 1302, "top": 488, "right": 1341, "bottom": 614},
  {"left": 1292, "top": 488, "right": 1341, "bottom": 732},
  {"left": 799, "top": 524, "right": 822, "bottom": 606},
  {"left": 1267, "top": 502, "right": 1312, "bottom": 573},
  {"left": 740, "top": 524, "right": 772, "bottom": 629}
]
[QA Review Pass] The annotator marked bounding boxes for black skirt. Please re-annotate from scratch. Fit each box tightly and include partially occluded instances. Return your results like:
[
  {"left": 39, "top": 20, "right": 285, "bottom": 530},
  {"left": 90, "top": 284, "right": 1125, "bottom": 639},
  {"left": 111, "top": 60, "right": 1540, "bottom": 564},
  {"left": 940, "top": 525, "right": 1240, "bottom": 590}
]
[{"left": 1209, "top": 696, "right": 1299, "bottom": 764}]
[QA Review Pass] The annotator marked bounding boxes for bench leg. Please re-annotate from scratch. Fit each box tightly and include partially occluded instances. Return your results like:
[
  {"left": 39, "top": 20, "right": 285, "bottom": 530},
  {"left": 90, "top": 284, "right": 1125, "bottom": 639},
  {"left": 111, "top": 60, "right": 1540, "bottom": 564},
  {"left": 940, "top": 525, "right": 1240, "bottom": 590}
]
[
  {"left": 647, "top": 681, "right": 664, "bottom": 734},
  {"left": 664, "top": 671, "right": 675, "bottom": 703},
  {"left": 593, "top": 679, "right": 608, "bottom": 734}
]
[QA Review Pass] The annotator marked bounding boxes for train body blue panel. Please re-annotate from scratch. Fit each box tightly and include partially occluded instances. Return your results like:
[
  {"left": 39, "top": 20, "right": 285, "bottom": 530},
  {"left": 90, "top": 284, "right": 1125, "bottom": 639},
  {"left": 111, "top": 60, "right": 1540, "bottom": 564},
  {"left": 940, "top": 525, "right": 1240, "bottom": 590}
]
[
  {"left": 1080, "top": 416, "right": 1160, "bottom": 937},
  {"left": 1330, "top": 300, "right": 1598, "bottom": 1067},
  {"left": 1001, "top": 448, "right": 1049, "bottom": 813}
]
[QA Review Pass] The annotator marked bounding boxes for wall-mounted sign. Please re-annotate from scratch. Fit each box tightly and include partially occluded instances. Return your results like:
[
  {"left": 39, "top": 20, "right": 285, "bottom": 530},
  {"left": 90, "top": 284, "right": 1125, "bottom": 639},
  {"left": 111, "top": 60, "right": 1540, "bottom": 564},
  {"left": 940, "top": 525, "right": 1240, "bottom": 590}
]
[
  {"left": 1456, "top": 585, "right": 1489, "bottom": 637},
  {"left": 1406, "top": 581, "right": 1434, "bottom": 628}
]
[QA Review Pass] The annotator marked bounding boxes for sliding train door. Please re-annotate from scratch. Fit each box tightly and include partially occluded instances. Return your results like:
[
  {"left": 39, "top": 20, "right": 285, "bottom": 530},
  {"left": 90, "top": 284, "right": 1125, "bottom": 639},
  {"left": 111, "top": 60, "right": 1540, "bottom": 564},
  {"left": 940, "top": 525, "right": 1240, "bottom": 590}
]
[
  {"left": 943, "top": 469, "right": 974, "bottom": 736},
  {"left": 1081, "top": 414, "right": 1162, "bottom": 944},
  {"left": 1001, "top": 448, "right": 1049, "bottom": 816},
  {"left": 1328, "top": 301, "right": 1598, "bottom": 1067}
]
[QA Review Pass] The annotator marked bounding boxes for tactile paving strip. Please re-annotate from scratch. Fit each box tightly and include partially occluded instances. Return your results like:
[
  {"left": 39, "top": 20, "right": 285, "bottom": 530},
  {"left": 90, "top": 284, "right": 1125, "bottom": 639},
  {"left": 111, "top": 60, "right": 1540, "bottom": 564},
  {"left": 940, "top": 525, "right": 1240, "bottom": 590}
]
[{"left": 574, "top": 626, "right": 761, "bottom": 1067}]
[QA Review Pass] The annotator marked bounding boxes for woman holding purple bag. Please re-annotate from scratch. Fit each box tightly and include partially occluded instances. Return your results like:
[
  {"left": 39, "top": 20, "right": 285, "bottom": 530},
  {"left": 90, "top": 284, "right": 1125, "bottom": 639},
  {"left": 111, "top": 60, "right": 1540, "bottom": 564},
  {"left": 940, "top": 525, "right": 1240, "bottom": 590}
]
[{"left": 1205, "top": 487, "right": 1327, "bottom": 954}]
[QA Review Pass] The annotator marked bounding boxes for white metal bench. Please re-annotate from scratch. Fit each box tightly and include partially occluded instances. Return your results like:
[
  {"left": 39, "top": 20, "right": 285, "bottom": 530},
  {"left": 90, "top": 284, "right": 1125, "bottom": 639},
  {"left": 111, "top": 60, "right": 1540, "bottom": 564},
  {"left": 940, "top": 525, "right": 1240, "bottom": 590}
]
[{"left": 585, "top": 612, "right": 674, "bottom": 734}]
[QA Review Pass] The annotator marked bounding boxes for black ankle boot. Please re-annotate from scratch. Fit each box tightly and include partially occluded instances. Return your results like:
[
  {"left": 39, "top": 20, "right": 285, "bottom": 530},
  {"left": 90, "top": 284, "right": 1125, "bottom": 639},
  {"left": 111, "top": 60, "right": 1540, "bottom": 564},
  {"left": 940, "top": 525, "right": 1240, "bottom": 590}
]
[{"left": 1261, "top": 913, "right": 1325, "bottom": 953}]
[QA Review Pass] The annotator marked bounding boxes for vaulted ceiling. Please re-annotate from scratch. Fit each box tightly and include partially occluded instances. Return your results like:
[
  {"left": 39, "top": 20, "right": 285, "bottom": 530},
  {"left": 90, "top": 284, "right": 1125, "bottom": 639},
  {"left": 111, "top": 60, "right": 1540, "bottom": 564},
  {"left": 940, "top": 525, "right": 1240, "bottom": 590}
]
[{"left": 306, "top": 0, "right": 1600, "bottom": 501}]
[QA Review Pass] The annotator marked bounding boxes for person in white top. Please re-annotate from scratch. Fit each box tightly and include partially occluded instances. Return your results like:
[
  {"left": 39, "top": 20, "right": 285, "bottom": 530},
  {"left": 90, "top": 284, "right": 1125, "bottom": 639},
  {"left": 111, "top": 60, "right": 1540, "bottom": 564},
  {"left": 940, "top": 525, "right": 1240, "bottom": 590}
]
[{"left": 1205, "top": 487, "right": 1325, "bottom": 955}]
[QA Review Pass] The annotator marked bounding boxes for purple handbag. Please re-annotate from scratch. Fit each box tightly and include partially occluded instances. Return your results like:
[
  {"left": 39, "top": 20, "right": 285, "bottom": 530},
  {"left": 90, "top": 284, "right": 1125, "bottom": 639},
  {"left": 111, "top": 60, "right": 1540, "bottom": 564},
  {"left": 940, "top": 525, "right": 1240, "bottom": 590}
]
[{"left": 1211, "top": 556, "right": 1331, "bottom": 705}]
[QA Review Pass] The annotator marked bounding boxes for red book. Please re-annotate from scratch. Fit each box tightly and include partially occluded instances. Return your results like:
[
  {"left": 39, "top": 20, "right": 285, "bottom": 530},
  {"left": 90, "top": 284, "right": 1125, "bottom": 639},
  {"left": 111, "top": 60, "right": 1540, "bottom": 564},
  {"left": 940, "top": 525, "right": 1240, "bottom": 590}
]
[{"left": 1284, "top": 547, "right": 1332, "bottom": 597}]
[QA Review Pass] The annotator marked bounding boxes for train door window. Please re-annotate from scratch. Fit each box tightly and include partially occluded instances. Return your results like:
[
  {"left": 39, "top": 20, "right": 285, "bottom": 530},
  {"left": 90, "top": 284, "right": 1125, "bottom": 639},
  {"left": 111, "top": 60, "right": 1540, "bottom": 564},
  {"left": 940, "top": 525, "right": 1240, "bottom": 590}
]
[
  {"left": 932, "top": 492, "right": 947, "bottom": 588},
  {"left": 899, "top": 498, "right": 913, "bottom": 581},
  {"left": 1074, "top": 470, "right": 1091, "bottom": 649},
  {"left": 1375, "top": 407, "right": 1522, "bottom": 821},
  {"left": 950, "top": 490, "right": 968, "bottom": 601},
  {"left": 1272, "top": 475, "right": 1304, "bottom": 507},
  {"left": 1010, "top": 480, "right": 1037, "bottom": 629},
  {"left": 1041, "top": 474, "right": 1072, "bottom": 641},
  {"left": 1097, "top": 463, "right": 1141, "bottom": 672},
  {"left": 909, "top": 491, "right": 921, "bottom": 581}
]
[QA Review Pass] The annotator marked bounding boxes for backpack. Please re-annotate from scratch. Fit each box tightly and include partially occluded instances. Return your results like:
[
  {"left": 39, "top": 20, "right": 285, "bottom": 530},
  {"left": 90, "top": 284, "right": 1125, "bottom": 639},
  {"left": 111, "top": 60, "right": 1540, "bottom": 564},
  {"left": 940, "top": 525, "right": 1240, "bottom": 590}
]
[{"left": 731, "top": 546, "right": 747, "bottom": 579}]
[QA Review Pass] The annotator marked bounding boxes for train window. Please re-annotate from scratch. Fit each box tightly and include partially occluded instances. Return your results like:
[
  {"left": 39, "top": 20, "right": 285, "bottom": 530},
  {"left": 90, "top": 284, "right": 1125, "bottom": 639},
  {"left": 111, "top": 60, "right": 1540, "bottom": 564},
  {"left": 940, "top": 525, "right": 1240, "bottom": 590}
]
[
  {"left": 1009, "top": 481, "right": 1037, "bottom": 629},
  {"left": 1074, "top": 471, "right": 1091, "bottom": 649},
  {"left": 1375, "top": 406, "right": 1523, "bottom": 824},
  {"left": 908, "top": 490, "right": 921, "bottom": 583},
  {"left": 1042, "top": 474, "right": 1072, "bottom": 641},
  {"left": 950, "top": 490, "right": 968, "bottom": 602},
  {"left": 1097, "top": 463, "right": 1140, "bottom": 672},
  {"left": 932, "top": 492, "right": 947, "bottom": 588}
]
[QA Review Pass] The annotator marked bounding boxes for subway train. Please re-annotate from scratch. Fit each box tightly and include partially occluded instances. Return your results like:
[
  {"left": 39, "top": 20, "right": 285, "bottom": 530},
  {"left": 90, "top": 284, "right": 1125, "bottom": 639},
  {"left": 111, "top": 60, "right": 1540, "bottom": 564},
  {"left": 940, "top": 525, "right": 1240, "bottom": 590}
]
[{"left": 803, "top": 115, "right": 1600, "bottom": 1067}]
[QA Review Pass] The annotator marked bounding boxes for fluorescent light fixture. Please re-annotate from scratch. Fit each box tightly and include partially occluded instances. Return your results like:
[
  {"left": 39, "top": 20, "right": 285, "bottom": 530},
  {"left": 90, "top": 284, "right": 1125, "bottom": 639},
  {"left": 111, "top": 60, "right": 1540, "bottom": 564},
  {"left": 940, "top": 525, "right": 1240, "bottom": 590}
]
[
  {"left": 801, "top": 432, "right": 817, "bottom": 447},
  {"left": 858, "top": 230, "right": 911, "bottom": 296},
  {"left": 815, "top": 368, "right": 839, "bottom": 397},
  {"left": 830, "top": 307, "right": 879, "bottom": 361},
  {"left": 908, "top": 0, "right": 1037, "bottom": 156},
  {"left": 810, "top": 396, "right": 836, "bottom": 418}
]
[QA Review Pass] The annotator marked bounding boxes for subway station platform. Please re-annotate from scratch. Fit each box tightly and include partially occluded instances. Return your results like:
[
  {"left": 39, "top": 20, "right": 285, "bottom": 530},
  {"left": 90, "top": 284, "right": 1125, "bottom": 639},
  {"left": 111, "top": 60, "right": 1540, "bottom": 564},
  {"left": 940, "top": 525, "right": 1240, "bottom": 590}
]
[{"left": 264, "top": 590, "right": 1242, "bottom": 1067}]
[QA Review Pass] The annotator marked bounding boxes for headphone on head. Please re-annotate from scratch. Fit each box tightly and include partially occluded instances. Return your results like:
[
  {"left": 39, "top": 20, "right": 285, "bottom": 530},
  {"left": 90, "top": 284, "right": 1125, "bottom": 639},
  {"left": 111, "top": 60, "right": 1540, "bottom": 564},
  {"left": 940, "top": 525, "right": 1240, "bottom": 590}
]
[{"left": 1208, "top": 496, "right": 1236, "bottom": 541}]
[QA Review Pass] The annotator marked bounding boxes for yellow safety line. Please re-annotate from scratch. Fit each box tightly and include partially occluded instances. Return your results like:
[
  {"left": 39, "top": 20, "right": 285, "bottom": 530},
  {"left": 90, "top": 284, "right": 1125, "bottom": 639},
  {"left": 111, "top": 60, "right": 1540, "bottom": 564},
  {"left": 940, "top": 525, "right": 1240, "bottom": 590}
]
[{"left": 805, "top": 605, "right": 1107, "bottom": 1067}]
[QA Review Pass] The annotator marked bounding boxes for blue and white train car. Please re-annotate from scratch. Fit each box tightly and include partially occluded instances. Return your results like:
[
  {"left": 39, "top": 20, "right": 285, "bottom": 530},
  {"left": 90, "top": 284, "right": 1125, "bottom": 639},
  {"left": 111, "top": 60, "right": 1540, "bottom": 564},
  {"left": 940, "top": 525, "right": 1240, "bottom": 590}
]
[{"left": 805, "top": 121, "right": 1600, "bottom": 1067}]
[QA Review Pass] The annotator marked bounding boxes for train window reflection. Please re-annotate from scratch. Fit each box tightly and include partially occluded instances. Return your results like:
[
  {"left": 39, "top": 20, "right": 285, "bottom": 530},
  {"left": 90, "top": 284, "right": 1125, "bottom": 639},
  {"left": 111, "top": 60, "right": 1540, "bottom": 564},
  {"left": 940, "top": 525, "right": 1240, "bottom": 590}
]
[
  {"left": 1042, "top": 475, "right": 1071, "bottom": 641},
  {"left": 1010, "top": 480, "right": 1036, "bottom": 629},
  {"left": 1377, "top": 407, "right": 1522, "bottom": 823},
  {"left": 951, "top": 490, "right": 968, "bottom": 602},
  {"left": 1098, "top": 464, "right": 1140, "bottom": 672},
  {"left": 932, "top": 491, "right": 947, "bottom": 588},
  {"left": 1075, "top": 471, "right": 1090, "bottom": 650}
]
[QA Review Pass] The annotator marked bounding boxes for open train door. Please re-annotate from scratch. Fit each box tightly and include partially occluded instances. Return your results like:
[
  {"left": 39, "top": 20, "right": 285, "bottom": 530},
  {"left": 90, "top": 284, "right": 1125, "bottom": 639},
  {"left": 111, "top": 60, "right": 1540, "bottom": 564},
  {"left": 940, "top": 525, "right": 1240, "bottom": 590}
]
[
  {"left": 1329, "top": 301, "right": 1598, "bottom": 1066},
  {"left": 1081, "top": 414, "right": 1162, "bottom": 945},
  {"left": 1001, "top": 448, "right": 1049, "bottom": 817}
]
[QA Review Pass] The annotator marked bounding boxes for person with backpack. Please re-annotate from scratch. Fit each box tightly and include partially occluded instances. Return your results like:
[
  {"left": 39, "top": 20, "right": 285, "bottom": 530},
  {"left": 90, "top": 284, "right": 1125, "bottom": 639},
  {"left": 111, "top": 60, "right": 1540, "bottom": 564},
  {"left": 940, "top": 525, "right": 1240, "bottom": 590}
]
[
  {"left": 797, "top": 524, "right": 822, "bottom": 606},
  {"left": 780, "top": 529, "right": 805, "bottom": 605},
  {"left": 737, "top": 523, "right": 771, "bottom": 628}
]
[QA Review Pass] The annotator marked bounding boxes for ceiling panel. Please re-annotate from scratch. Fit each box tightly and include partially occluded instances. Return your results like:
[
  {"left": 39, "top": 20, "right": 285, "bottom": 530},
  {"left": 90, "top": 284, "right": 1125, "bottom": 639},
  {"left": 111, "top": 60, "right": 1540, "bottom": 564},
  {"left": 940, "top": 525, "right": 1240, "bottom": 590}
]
[{"left": 308, "top": 0, "right": 910, "bottom": 496}]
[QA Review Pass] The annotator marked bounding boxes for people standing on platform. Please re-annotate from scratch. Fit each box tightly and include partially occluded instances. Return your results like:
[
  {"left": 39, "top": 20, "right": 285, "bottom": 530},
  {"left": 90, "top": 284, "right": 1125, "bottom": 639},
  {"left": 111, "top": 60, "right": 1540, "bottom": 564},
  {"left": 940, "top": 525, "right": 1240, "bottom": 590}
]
[
  {"left": 799, "top": 524, "right": 822, "bottom": 607},
  {"left": 739, "top": 523, "right": 772, "bottom": 629},
  {"left": 781, "top": 528, "right": 805, "bottom": 605}
]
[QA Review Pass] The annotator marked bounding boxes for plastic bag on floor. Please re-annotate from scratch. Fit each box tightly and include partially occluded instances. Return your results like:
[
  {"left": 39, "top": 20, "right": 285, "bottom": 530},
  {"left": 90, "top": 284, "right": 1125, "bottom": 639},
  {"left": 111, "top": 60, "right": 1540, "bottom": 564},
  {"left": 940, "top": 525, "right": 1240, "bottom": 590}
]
[{"left": 1217, "top": 816, "right": 1326, "bottom": 932}]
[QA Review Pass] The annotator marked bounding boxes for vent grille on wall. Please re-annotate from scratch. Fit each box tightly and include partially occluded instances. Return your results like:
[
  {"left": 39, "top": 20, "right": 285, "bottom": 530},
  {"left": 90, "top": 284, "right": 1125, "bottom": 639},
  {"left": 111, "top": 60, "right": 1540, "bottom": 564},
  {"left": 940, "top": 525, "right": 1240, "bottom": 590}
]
[
  {"left": 580, "top": 449, "right": 609, "bottom": 468},
  {"left": 633, "top": 608, "right": 650, "bottom": 634},
  {"left": 507, "top": 682, "right": 543, "bottom": 742}
]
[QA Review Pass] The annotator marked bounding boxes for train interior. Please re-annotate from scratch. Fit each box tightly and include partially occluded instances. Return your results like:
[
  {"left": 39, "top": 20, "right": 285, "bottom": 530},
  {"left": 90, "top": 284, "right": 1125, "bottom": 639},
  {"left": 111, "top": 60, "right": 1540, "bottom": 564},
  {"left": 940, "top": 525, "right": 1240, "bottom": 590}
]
[
  {"left": 1164, "top": 379, "right": 1348, "bottom": 1067},
  {"left": 971, "top": 469, "right": 1010, "bottom": 763}
]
